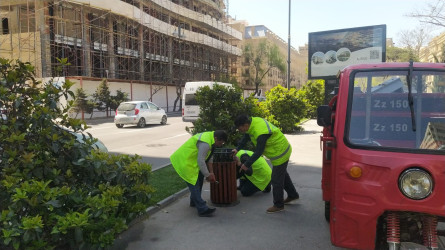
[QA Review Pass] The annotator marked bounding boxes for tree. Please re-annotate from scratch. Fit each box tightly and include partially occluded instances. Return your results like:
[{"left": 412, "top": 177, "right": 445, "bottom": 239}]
[
  {"left": 386, "top": 46, "right": 417, "bottom": 62},
  {"left": 110, "top": 89, "right": 129, "bottom": 112},
  {"left": 243, "top": 40, "right": 286, "bottom": 95},
  {"left": 92, "top": 79, "right": 111, "bottom": 116},
  {"left": 408, "top": 0, "right": 445, "bottom": 28},
  {"left": 397, "top": 27, "right": 431, "bottom": 59},
  {"left": 71, "top": 88, "right": 95, "bottom": 119}
]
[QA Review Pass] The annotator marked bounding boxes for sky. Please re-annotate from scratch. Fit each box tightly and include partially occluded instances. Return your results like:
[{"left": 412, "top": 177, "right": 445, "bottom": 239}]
[{"left": 228, "top": 0, "right": 441, "bottom": 49}]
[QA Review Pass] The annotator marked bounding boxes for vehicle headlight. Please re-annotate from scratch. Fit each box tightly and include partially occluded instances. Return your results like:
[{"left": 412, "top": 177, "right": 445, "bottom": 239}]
[{"left": 398, "top": 168, "right": 433, "bottom": 200}]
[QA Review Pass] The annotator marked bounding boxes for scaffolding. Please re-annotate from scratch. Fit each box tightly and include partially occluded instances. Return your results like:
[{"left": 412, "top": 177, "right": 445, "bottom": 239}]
[{"left": 0, "top": 0, "right": 241, "bottom": 87}]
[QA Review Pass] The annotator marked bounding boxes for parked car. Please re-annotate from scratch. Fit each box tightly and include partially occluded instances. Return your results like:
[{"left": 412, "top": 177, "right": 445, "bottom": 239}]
[
  {"left": 114, "top": 101, "right": 167, "bottom": 128},
  {"left": 0, "top": 126, "right": 108, "bottom": 165},
  {"left": 69, "top": 129, "right": 108, "bottom": 152},
  {"left": 52, "top": 125, "right": 108, "bottom": 152}
]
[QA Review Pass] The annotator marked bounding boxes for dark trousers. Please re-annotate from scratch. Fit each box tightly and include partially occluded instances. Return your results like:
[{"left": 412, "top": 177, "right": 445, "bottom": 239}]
[
  {"left": 271, "top": 160, "right": 298, "bottom": 208},
  {"left": 187, "top": 172, "right": 208, "bottom": 214},
  {"left": 238, "top": 178, "right": 261, "bottom": 197}
]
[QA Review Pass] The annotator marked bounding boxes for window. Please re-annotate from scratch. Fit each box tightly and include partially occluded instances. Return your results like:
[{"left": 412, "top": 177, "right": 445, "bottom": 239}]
[
  {"left": 184, "top": 94, "right": 197, "bottom": 105},
  {"left": 148, "top": 102, "right": 158, "bottom": 110},
  {"left": 140, "top": 103, "right": 149, "bottom": 109},
  {"left": 2, "top": 18, "right": 9, "bottom": 34},
  {"left": 348, "top": 70, "right": 445, "bottom": 152}
]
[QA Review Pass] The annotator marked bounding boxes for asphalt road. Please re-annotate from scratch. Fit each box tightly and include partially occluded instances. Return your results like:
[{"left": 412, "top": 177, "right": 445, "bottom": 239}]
[{"left": 85, "top": 115, "right": 190, "bottom": 170}]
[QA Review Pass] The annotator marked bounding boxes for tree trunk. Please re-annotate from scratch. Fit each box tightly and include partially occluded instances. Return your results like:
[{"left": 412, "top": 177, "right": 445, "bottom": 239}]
[{"left": 173, "top": 86, "right": 182, "bottom": 111}]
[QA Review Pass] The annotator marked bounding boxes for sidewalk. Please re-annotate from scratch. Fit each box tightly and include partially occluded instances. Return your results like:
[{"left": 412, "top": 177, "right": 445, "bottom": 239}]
[{"left": 109, "top": 119, "right": 338, "bottom": 250}]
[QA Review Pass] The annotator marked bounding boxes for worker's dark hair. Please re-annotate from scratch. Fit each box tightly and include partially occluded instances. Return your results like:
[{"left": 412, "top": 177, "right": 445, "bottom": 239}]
[
  {"left": 214, "top": 130, "right": 228, "bottom": 142},
  {"left": 234, "top": 114, "right": 251, "bottom": 127},
  {"left": 240, "top": 153, "right": 250, "bottom": 164}
]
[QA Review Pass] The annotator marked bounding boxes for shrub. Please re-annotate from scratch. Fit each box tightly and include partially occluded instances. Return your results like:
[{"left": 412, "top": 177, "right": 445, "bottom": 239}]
[
  {"left": 299, "top": 80, "right": 324, "bottom": 118},
  {"left": 0, "top": 58, "right": 153, "bottom": 249},
  {"left": 263, "top": 85, "right": 307, "bottom": 133},
  {"left": 188, "top": 84, "right": 251, "bottom": 146}
]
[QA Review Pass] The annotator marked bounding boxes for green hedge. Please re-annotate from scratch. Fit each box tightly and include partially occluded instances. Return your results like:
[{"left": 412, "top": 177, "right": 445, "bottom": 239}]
[
  {"left": 190, "top": 81, "right": 324, "bottom": 137},
  {"left": 0, "top": 59, "right": 153, "bottom": 249}
]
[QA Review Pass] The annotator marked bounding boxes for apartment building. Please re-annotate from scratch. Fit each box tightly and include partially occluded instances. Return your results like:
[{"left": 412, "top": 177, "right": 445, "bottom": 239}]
[
  {"left": 0, "top": 0, "right": 241, "bottom": 112},
  {"left": 228, "top": 19, "right": 308, "bottom": 95},
  {"left": 420, "top": 32, "right": 445, "bottom": 63}
]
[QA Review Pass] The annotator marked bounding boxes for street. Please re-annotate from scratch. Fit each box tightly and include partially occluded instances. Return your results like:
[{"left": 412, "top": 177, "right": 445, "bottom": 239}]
[{"left": 85, "top": 116, "right": 192, "bottom": 170}]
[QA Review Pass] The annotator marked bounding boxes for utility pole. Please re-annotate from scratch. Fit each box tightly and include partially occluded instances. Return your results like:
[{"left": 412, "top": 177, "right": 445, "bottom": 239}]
[{"left": 287, "top": 0, "right": 291, "bottom": 90}]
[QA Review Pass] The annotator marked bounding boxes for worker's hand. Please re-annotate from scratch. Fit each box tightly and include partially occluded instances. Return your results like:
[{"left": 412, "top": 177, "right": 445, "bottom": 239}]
[
  {"left": 206, "top": 173, "right": 216, "bottom": 183},
  {"left": 232, "top": 149, "right": 238, "bottom": 155},
  {"left": 239, "top": 164, "right": 248, "bottom": 173},
  {"left": 233, "top": 155, "right": 241, "bottom": 165}
]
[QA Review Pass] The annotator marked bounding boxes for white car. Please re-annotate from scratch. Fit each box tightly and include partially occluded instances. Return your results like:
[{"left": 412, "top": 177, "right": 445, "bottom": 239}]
[{"left": 114, "top": 101, "right": 167, "bottom": 128}]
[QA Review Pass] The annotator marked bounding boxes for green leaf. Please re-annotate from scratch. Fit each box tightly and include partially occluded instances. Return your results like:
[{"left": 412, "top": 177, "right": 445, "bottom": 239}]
[{"left": 46, "top": 200, "right": 62, "bottom": 208}]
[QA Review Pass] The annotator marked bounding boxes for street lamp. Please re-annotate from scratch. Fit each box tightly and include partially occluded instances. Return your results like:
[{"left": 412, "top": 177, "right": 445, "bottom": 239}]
[{"left": 287, "top": 0, "right": 291, "bottom": 90}]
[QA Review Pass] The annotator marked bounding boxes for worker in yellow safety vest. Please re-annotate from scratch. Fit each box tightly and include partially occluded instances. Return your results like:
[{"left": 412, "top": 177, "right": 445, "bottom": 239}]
[
  {"left": 233, "top": 115, "right": 299, "bottom": 214},
  {"left": 235, "top": 149, "right": 272, "bottom": 196},
  {"left": 170, "top": 130, "right": 227, "bottom": 217}
]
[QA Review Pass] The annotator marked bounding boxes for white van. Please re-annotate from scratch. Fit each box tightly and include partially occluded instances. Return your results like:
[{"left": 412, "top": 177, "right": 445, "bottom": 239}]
[{"left": 182, "top": 81, "right": 232, "bottom": 122}]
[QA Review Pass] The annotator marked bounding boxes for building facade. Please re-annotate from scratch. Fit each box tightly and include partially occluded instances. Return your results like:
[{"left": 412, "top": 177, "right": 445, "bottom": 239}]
[
  {"left": 228, "top": 20, "right": 308, "bottom": 95},
  {"left": 420, "top": 32, "right": 445, "bottom": 63},
  {"left": 0, "top": 0, "right": 241, "bottom": 112}
]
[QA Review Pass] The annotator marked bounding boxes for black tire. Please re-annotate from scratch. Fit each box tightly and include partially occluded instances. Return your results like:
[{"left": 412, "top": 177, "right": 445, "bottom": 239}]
[
  {"left": 137, "top": 118, "right": 146, "bottom": 128},
  {"left": 161, "top": 115, "right": 167, "bottom": 125},
  {"left": 116, "top": 124, "right": 124, "bottom": 128},
  {"left": 325, "top": 201, "right": 330, "bottom": 222}
]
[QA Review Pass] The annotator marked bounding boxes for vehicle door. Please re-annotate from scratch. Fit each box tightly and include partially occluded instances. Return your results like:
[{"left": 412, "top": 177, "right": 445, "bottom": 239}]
[
  {"left": 139, "top": 102, "right": 150, "bottom": 122},
  {"left": 183, "top": 93, "right": 199, "bottom": 121},
  {"left": 147, "top": 102, "right": 161, "bottom": 122}
]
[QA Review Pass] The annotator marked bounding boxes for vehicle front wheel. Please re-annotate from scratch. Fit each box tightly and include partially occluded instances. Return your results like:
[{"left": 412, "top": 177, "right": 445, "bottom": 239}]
[
  {"left": 161, "top": 115, "right": 167, "bottom": 125},
  {"left": 138, "top": 118, "right": 146, "bottom": 128},
  {"left": 325, "top": 201, "right": 330, "bottom": 222},
  {"left": 116, "top": 124, "right": 124, "bottom": 128}
]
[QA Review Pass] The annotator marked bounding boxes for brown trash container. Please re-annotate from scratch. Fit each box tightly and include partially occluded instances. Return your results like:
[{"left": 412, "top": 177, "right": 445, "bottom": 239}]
[{"left": 210, "top": 148, "right": 239, "bottom": 206}]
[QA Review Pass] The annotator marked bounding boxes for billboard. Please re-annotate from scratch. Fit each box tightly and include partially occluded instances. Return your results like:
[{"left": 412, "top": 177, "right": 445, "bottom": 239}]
[{"left": 308, "top": 25, "right": 386, "bottom": 79}]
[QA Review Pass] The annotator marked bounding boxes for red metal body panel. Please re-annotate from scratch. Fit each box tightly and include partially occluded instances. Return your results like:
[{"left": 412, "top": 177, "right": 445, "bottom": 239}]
[{"left": 321, "top": 62, "right": 445, "bottom": 249}]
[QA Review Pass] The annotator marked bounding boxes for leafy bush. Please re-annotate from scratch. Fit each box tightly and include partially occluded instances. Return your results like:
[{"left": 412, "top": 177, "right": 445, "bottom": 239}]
[
  {"left": 299, "top": 80, "right": 324, "bottom": 118},
  {"left": 0, "top": 59, "right": 153, "bottom": 249},
  {"left": 263, "top": 85, "right": 307, "bottom": 133},
  {"left": 187, "top": 84, "right": 251, "bottom": 146}
]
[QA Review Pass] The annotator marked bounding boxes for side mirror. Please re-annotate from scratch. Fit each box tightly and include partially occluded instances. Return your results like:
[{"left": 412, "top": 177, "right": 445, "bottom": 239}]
[{"left": 317, "top": 105, "right": 331, "bottom": 127}]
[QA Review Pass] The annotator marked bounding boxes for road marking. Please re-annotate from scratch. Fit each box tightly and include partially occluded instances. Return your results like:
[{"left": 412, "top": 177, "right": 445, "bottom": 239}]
[{"left": 161, "top": 133, "right": 189, "bottom": 140}]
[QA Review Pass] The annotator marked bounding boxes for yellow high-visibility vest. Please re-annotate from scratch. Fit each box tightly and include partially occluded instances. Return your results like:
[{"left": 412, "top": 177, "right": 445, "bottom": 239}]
[
  {"left": 247, "top": 117, "right": 291, "bottom": 165},
  {"left": 170, "top": 131, "right": 215, "bottom": 185},
  {"left": 236, "top": 150, "right": 272, "bottom": 190}
]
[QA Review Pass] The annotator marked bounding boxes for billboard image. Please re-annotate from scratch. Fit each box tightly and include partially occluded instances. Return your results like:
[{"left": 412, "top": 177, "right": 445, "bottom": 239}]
[{"left": 308, "top": 25, "right": 386, "bottom": 79}]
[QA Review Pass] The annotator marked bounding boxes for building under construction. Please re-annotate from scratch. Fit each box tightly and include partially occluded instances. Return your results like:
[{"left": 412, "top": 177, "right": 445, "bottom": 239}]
[{"left": 0, "top": 0, "right": 241, "bottom": 112}]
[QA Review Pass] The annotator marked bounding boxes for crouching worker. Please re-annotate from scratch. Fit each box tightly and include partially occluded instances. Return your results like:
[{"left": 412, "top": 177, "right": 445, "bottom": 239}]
[
  {"left": 170, "top": 130, "right": 227, "bottom": 217},
  {"left": 235, "top": 149, "right": 272, "bottom": 197}
]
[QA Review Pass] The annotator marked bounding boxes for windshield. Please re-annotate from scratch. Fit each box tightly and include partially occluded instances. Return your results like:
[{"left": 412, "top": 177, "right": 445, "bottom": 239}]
[{"left": 347, "top": 70, "right": 445, "bottom": 153}]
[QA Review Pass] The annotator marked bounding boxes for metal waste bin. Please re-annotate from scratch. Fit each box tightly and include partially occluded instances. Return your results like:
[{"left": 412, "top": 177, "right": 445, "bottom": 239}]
[{"left": 210, "top": 148, "right": 239, "bottom": 206}]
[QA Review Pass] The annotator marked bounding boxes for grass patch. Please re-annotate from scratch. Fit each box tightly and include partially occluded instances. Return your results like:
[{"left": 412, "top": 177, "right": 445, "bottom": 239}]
[{"left": 148, "top": 164, "right": 187, "bottom": 206}]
